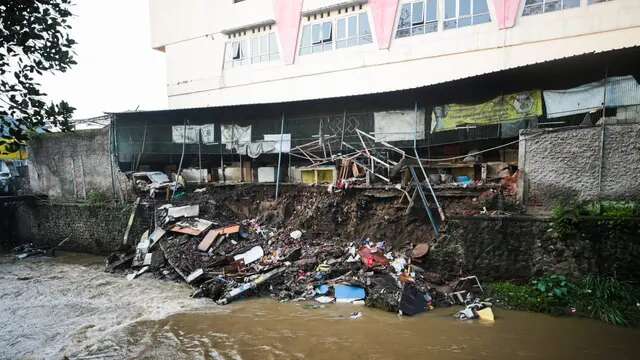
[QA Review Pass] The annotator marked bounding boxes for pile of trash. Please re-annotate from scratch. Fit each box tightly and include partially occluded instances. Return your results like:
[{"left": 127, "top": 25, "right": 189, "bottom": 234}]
[{"left": 106, "top": 197, "right": 494, "bottom": 319}]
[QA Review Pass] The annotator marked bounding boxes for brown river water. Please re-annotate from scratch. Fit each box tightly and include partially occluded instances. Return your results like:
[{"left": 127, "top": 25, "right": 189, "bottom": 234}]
[{"left": 0, "top": 253, "right": 638, "bottom": 360}]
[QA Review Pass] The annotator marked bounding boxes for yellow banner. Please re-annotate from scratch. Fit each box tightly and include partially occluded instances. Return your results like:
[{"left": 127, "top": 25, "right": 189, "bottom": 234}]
[
  {"left": 0, "top": 141, "right": 27, "bottom": 160},
  {"left": 431, "top": 91, "right": 543, "bottom": 132}
]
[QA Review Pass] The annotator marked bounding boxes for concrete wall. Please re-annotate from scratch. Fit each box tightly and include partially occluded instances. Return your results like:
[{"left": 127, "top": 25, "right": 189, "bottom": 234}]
[
  {"left": 435, "top": 215, "right": 640, "bottom": 282},
  {"left": 519, "top": 123, "right": 640, "bottom": 206},
  {"left": 147, "top": 0, "right": 640, "bottom": 108},
  {"left": 27, "top": 127, "right": 126, "bottom": 200},
  {"left": 16, "top": 202, "right": 150, "bottom": 255}
]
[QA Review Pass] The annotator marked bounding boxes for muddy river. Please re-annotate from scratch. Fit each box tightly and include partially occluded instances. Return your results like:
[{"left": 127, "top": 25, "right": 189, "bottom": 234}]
[{"left": 0, "top": 253, "right": 637, "bottom": 360}]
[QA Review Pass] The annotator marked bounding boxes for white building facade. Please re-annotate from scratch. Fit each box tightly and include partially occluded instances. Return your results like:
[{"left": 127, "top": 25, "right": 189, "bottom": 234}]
[{"left": 148, "top": 0, "right": 640, "bottom": 109}]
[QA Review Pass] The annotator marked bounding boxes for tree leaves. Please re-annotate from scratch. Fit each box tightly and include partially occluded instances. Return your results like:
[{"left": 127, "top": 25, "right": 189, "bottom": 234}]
[{"left": 0, "top": 0, "right": 76, "bottom": 141}]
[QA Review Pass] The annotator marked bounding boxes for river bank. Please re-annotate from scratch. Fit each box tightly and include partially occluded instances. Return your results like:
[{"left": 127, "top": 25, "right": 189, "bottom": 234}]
[{"left": 0, "top": 253, "right": 638, "bottom": 359}]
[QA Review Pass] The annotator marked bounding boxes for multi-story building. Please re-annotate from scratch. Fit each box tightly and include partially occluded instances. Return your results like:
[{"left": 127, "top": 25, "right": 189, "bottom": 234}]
[
  {"left": 148, "top": 0, "right": 640, "bottom": 109},
  {"left": 110, "top": 0, "right": 640, "bottom": 189}
]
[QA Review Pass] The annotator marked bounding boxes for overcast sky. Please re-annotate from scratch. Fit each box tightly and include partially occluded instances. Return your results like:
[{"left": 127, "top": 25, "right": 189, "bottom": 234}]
[{"left": 41, "top": 0, "right": 167, "bottom": 120}]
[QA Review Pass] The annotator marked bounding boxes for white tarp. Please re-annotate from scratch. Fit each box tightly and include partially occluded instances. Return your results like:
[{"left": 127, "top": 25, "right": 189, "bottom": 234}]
[
  {"left": 263, "top": 134, "right": 291, "bottom": 153},
  {"left": 221, "top": 125, "right": 252, "bottom": 145},
  {"left": 374, "top": 109, "right": 425, "bottom": 142},
  {"left": 172, "top": 124, "right": 216, "bottom": 144},
  {"left": 544, "top": 76, "right": 640, "bottom": 118},
  {"left": 200, "top": 124, "right": 216, "bottom": 145},
  {"left": 172, "top": 125, "right": 200, "bottom": 144}
]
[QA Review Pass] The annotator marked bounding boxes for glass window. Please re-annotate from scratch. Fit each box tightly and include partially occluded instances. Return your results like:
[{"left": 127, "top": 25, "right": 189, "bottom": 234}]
[
  {"left": 337, "top": 18, "right": 347, "bottom": 49},
  {"left": 397, "top": 3, "right": 412, "bottom": 38},
  {"left": 426, "top": 0, "right": 437, "bottom": 22},
  {"left": 299, "top": 11, "right": 373, "bottom": 55},
  {"left": 250, "top": 37, "right": 259, "bottom": 63},
  {"left": 459, "top": 0, "right": 471, "bottom": 16},
  {"left": 359, "top": 13, "right": 372, "bottom": 44},
  {"left": 523, "top": 0, "right": 580, "bottom": 16},
  {"left": 412, "top": 1, "right": 424, "bottom": 25},
  {"left": 396, "top": 1, "right": 438, "bottom": 38},
  {"left": 225, "top": 31, "right": 279, "bottom": 68},
  {"left": 300, "top": 24, "right": 312, "bottom": 55},
  {"left": 444, "top": 0, "right": 490, "bottom": 30},
  {"left": 268, "top": 32, "right": 279, "bottom": 61},
  {"left": 259, "top": 34, "right": 269, "bottom": 62}
]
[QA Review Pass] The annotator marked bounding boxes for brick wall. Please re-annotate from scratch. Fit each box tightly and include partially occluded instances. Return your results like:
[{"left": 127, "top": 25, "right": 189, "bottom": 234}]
[{"left": 16, "top": 202, "right": 151, "bottom": 255}]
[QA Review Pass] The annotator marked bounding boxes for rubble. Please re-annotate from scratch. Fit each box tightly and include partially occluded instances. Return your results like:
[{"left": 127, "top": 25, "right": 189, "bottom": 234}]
[{"left": 106, "top": 186, "right": 493, "bottom": 319}]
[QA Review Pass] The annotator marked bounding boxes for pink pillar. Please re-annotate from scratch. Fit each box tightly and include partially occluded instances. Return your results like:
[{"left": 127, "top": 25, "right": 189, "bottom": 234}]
[
  {"left": 492, "top": 0, "right": 521, "bottom": 29},
  {"left": 369, "top": 0, "right": 400, "bottom": 50},
  {"left": 273, "top": 0, "right": 304, "bottom": 65}
]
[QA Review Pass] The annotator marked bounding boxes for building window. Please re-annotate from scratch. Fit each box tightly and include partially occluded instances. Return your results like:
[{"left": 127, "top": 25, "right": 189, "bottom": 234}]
[
  {"left": 443, "top": 0, "right": 491, "bottom": 30},
  {"left": 396, "top": 0, "right": 438, "bottom": 38},
  {"left": 300, "top": 21, "right": 333, "bottom": 55},
  {"left": 300, "top": 10, "right": 372, "bottom": 55},
  {"left": 336, "top": 13, "right": 373, "bottom": 48},
  {"left": 522, "top": 0, "right": 580, "bottom": 16},
  {"left": 588, "top": 0, "right": 613, "bottom": 4},
  {"left": 224, "top": 32, "right": 279, "bottom": 68}
]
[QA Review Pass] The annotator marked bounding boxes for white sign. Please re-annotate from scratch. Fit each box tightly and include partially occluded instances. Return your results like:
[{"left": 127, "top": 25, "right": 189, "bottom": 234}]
[
  {"left": 374, "top": 110, "right": 425, "bottom": 142},
  {"left": 172, "top": 125, "right": 200, "bottom": 144},
  {"left": 200, "top": 124, "right": 216, "bottom": 145}
]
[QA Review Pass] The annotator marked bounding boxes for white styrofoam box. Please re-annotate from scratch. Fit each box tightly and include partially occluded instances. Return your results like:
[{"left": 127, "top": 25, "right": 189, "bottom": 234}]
[{"left": 258, "top": 167, "right": 276, "bottom": 183}]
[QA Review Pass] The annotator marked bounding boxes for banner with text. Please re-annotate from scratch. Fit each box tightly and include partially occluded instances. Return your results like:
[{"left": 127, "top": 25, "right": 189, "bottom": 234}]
[{"left": 431, "top": 91, "right": 543, "bottom": 133}]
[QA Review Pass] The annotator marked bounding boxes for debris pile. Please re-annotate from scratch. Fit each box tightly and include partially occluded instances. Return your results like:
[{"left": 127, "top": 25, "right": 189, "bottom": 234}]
[{"left": 106, "top": 190, "right": 493, "bottom": 319}]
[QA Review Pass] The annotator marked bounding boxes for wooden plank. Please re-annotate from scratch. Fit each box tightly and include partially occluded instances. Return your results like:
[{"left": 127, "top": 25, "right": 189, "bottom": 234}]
[
  {"left": 198, "top": 228, "right": 221, "bottom": 252},
  {"left": 123, "top": 197, "right": 140, "bottom": 245}
]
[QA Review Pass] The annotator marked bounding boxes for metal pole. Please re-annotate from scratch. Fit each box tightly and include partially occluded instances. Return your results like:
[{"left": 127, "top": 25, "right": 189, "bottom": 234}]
[
  {"left": 339, "top": 110, "right": 347, "bottom": 152},
  {"left": 108, "top": 120, "right": 117, "bottom": 203},
  {"left": 413, "top": 102, "right": 445, "bottom": 222},
  {"left": 598, "top": 67, "right": 608, "bottom": 194},
  {"left": 198, "top": 127, "right": 203, "bottom": 184},
  {"left": 220, "top": 127, "right": 225, "bottom": 184},
  {"left": 134, "top": 121, "right": 147, "bottom": 172},
  {"left": 275, "top": 112, "right": 285, "bottom": 201},
  {"left": 172, "top": 119, "right": 187, "bottom": 200}
]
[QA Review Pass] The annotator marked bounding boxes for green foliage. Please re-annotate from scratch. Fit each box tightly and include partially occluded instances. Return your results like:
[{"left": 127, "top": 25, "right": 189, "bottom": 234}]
[
  {"left": 87, "top": 191, "right": 108, "bottom": 206},
  {"left": 0, "top": 0, "right": 76, "bottom": 141},
  {"left": 489, "top": 275, "right": 640, "bottom": 327},
  {"left": 532, "top": 274, "right": 572, "bottom": 308},
  {"left": 574, "top": 275, "right": 640, "bottom": 327}
]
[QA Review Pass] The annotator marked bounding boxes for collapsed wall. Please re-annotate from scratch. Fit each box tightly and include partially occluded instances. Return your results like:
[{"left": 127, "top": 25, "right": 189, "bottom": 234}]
[
  {"left": 15, "top": 185, "right": 639, "bottom": 283},
  {"left": 519, "top": 123, "right": 640, "bottom": 206}
]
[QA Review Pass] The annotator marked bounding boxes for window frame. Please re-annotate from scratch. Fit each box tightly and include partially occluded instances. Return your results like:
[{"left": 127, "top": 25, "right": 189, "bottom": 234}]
[
  {"left": 336, "top": 12, "right": 373, "bottom": 49},
  {"left": 395, "top": 0, "right": 438, "bottom": 39},
  {"left": 443, "top": 0, "right": 492, "bottom": 30},
  {"left": 522, "top": 0, "right": 581, "bottom": 17},
  {"left": 299, "top": 9, "right": 373, "bottom": 56},
  {"left": 224, "top": 31, "right": 280, "bottom": 69}
]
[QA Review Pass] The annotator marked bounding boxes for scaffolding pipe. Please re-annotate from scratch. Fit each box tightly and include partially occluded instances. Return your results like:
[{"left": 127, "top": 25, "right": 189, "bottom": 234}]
[
  {"left": 598, "top": 67, "right": 608, "bottom": 194},
  {"left": 413, "top": 102, "right": 445, "bottom": 222},
  {"left": 134, "top": 121, "right": 147, "bottom": 172},
  {"left": 275, "top": 112, "right": 285, "bottom": 201},
  {"left": 172, "top": 119, "right": 187, "bottom": 200}
]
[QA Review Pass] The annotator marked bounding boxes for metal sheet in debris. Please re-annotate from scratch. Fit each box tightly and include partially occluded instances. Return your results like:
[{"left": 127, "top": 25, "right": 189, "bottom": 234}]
[
  {"left": 170, "top": 219, "right": 213, "bottom": 236},
  {"left": 167, "top": 205, "right": 199, "bottom": 219},
  {"left": 148, "top": 227, "right": 167, "bottom": 249}
]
